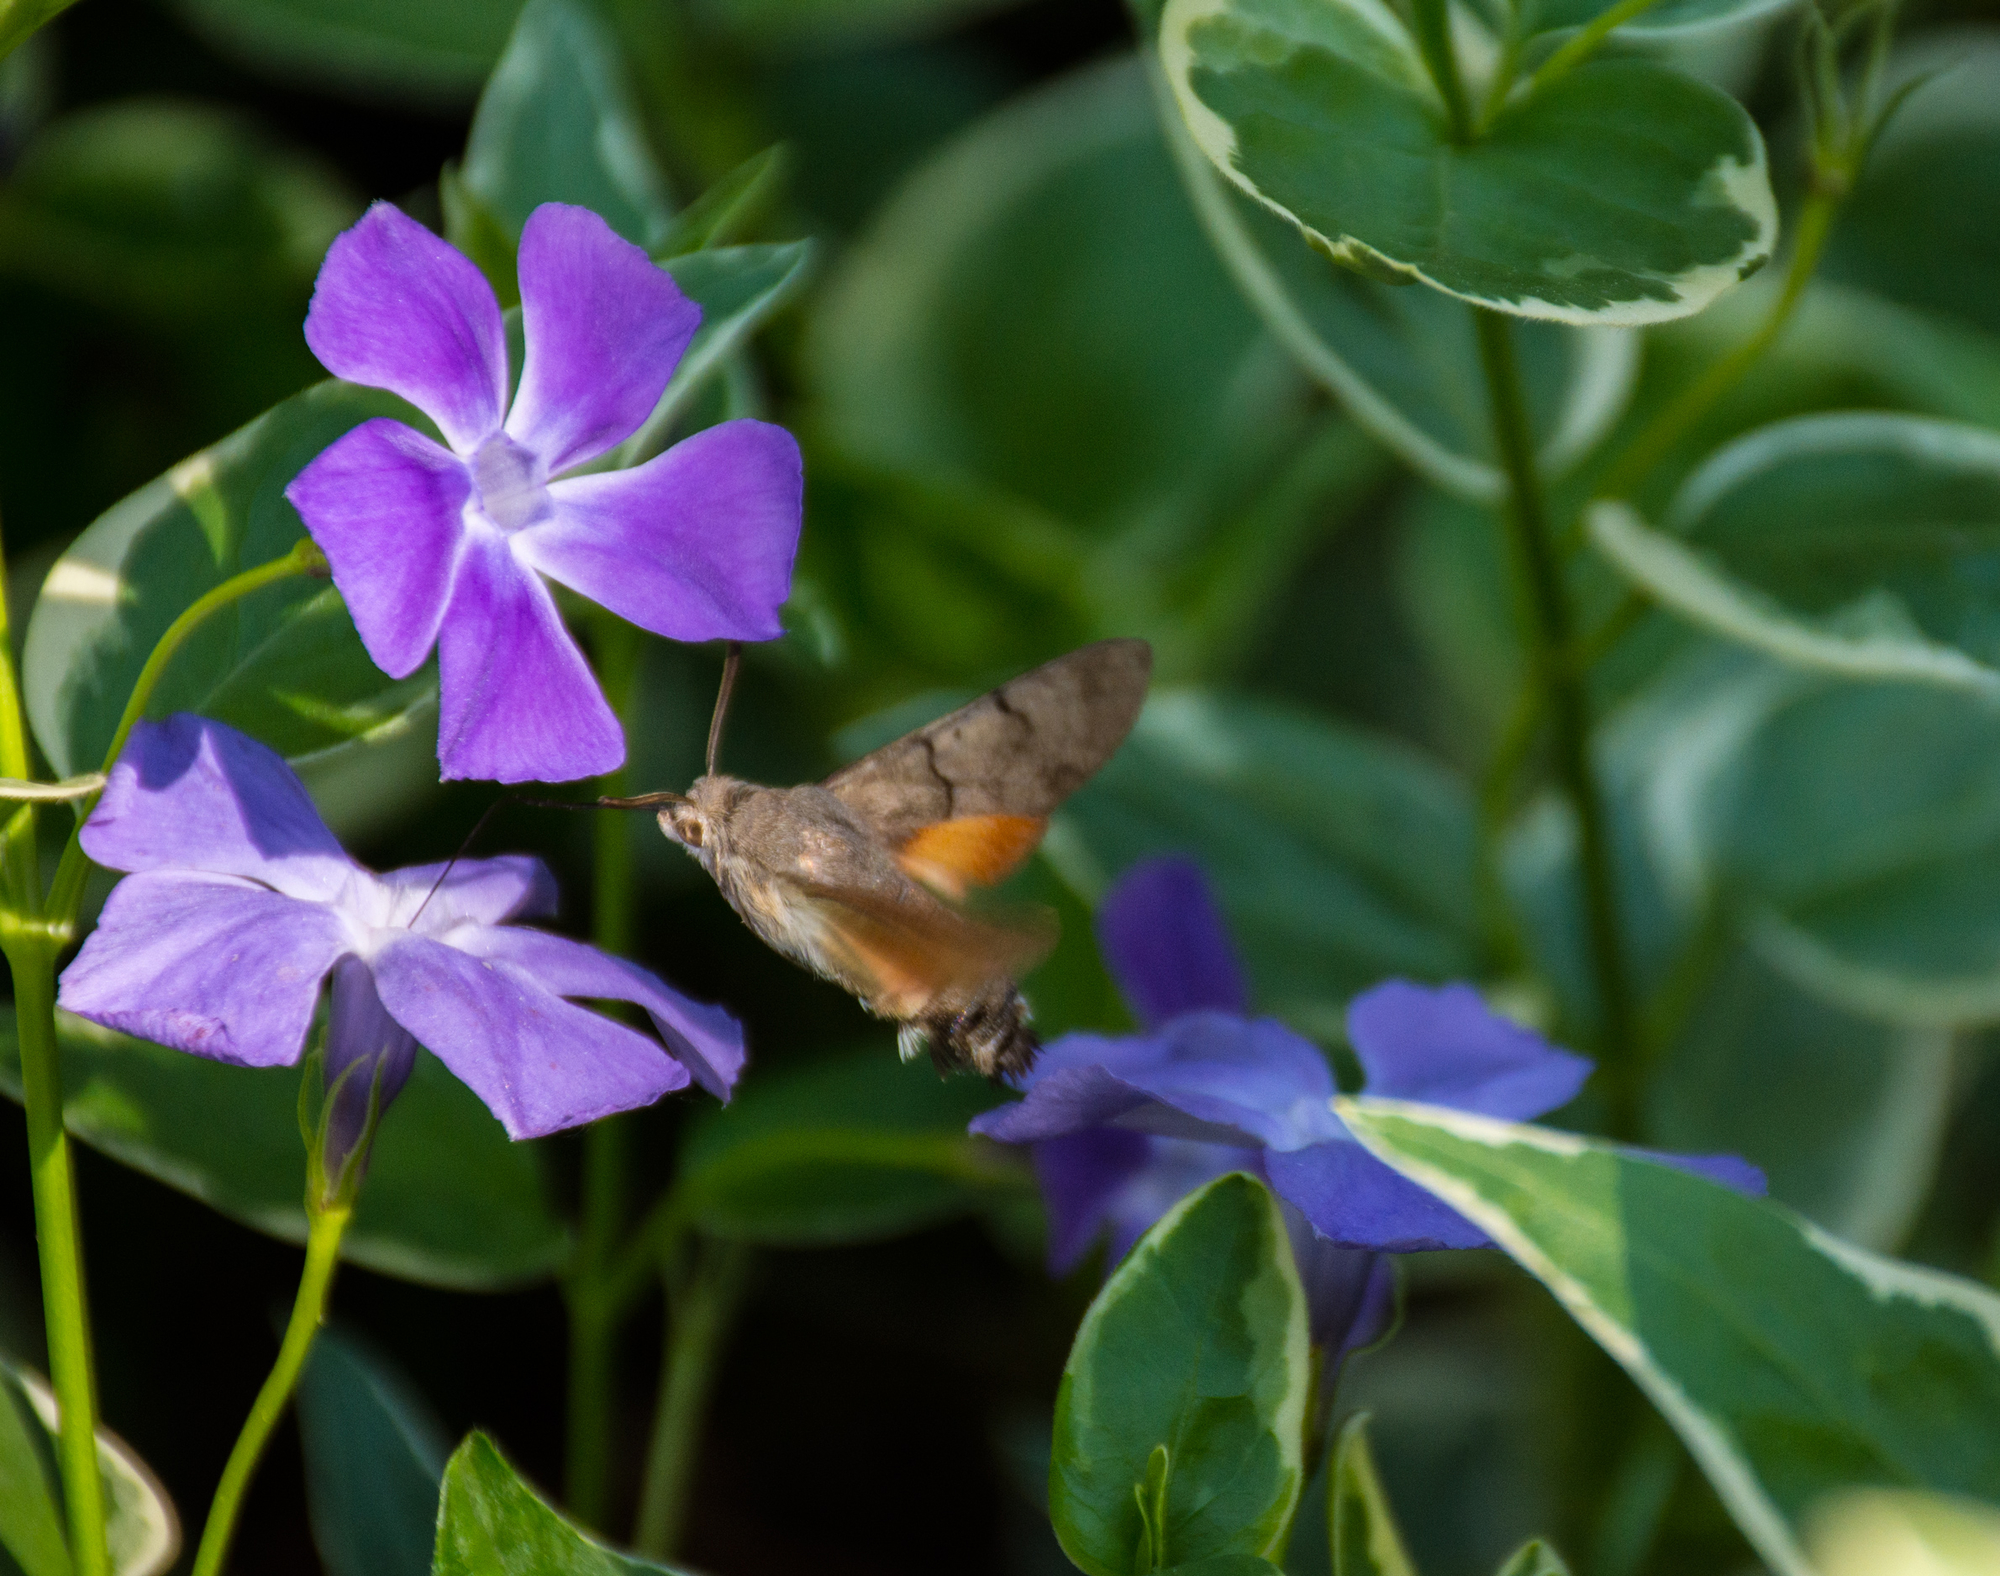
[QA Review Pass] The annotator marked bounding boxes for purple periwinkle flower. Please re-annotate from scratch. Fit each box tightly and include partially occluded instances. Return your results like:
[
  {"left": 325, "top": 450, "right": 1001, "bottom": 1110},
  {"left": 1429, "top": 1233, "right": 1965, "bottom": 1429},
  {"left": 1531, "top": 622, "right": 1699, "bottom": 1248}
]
[
  {"left": 972, "top": 857, "right": 1764, "bottom": 1354},
  {"left": 284, "top": 200, "right": 803, "bottom": 784},
  {"left": 58, "top": 716, "right": 745, "bottom": 1162}
]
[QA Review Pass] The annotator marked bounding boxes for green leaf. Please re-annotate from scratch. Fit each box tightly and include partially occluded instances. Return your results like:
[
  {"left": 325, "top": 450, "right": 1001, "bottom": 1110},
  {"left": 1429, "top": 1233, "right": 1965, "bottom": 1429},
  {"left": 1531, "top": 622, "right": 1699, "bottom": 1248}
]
[
  {"left": 1492, "top": 1538, "right": 1569, "bottom": 1576},
  {"left": 21, "top": 378, "right": 437, "bottom": 779},
  {"left": 1048, "top": 690, "right": 1479, "bottom": 1039},
  {"left": 462, "top": 0, "right": 673, "bottom": 249},
  {"left": 1160, "top": 1561, "right": 1286, "bottom": 1575},
  {"left": 1807, "top": 1488, "right": 2000, "bottom": 1576},
  {"left": 1133, "top": 40, "right": 1636, "bottom": 501},
  {"left": 0, "top": 0, "right": 78, "bottom": 66},
  {"left": 1478, "top": 0, "right": 1796, "bottom": 39},
  {"left": 433, "top": 1432, "right": 693, "bottom": 1575},
  {"left": 1589, "top": 415, "right": 2000, "bottom": 693},
  {"left": 676, "top": 1045, "right": 1022, "bottom": 1245},
  {"left": 0, "top": 1010, "right": 568, "bottom": 1290},
  {"left": 0, "top": 99, "right": 356, "bottom": 321},
  {"left": 1338, "top": 1097, "right": 2000, "bottom": 1576},
  {"left": 1328, "top": 1415, "right": 1417, "bottom": 1576},
  {"left": 0, "top": 1361, "right": 179, "bottom": 1576},
  {"left": 1050, "top": 1172, "right": 1310, "bottom": 1575},
  {"left": 614, "top": 241, "right": 814, "bottom": 466},
  {"left": 298, "top": 1328, "right": 449, "bottom": 1576},
  {"left": 1821, "top": 34, "right": 2000, "bottom": 340},
  {"left": 656, "top": 144, "right": 787, "bottom": 258},
  {"left": 691, "top": 0, "right": 1023, "bottom": 47},
  {"left": 165, "top": 0, "right": 526, "bottom": 104},
  {"left": 1161, "top": 0, "right": 1776, "bottom": 324}
]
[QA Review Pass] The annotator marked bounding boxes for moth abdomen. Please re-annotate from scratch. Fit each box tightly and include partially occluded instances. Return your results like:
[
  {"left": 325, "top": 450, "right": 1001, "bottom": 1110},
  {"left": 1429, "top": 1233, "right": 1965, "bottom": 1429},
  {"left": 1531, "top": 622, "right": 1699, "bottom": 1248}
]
[{"left": 916, "top": 988, "right": 1038, "bottom": 1082}]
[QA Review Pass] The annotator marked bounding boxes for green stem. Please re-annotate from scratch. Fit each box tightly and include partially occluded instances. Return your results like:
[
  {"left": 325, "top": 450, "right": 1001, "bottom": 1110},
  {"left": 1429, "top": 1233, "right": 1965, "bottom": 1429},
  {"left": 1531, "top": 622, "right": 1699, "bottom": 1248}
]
[
  {"left": 45, "top": 538, "right": 327, "bottom": 931},
  {"left": 189, "top": 1202, "right": 350, "bottom": 1576},
  {"left": 565, "top": 619, "right": 645, "bottom": 1529},
  {"left": 7, "top": 933, "right": 108, "bottom": 1576},
  {"left": 633, "top": 1240, "right": 751, "bottom": 1559},
  {"left": 1408, "top": 0, "right": 1474, "bottom": 143},
  {"left": 1508, "top": 0, "right": 1669, "bottom": 114},
  {"left": 1473, "top": 306, "right": 1639, "bottom": 1134},
  {"left": 1595, "top": 190, "right": 1840, "bottom": 502}
]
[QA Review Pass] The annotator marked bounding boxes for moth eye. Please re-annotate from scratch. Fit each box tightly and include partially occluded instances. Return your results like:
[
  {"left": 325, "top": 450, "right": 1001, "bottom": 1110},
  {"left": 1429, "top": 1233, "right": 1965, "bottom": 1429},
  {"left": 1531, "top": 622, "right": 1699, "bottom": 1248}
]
[{"left": 672, "top": 811, "right": 706, "bottom": 848}]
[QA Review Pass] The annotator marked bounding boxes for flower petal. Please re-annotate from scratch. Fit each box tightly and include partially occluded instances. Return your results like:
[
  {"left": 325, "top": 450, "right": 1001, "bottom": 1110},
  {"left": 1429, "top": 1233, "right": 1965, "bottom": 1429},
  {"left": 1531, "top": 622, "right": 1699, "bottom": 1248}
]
[
  {"left": 1031, "top": 1128, "right": 1152, "bottom": 1274},
  {"left": 434, "top": 533, "right": 622, "bottom": 783},
  {"left": 284, "top": 418, "right": 469, "bottom": 679},
  {"left": 58, "top": 871, "right": 348, "bottom": 1068},
  {"left": 376, "top": 854, "right": 558, "bottom": 929},
  {"left": 1265, "top": 1140, "right": 1491, "bottom": 1251},
  {"left": 504, "top": 203, "right": 701, "bottom": 474},
  {"left": 323, "top": 955, "right": 418, "bottom": 1175},
  {"left": 970, "top": 1054, "right": 1160, "bottom": 1144},
  {"left": 304, "top": 201, "right": 508, "bottom": 454},
  {"left": 1347, "top": 980, "right": 1590, "bottom": 1121},
  {"left": 1284, "top": 1222, "right": 1395, "bottom": 1355},
  {"left": 451, "top": 926, "right": 745, "bottom": 1099},
  {"left": 528, "top": 419, "right": 802, "bottom": 643},
  {"left": 1096, "top": 856, "right": 1248, "bottom": 1029},
  {"left": 370, "top": 933, "right": 687, "bottom": 1140},
  {"left": 82, "top": 715, "right": 356, "bottom": 900}
]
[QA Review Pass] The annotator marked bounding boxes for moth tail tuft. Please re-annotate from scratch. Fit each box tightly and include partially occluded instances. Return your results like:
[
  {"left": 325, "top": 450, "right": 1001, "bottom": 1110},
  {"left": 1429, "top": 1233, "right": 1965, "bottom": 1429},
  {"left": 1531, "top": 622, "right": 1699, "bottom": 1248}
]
[
  {"left": 896, "top": 1023, "right": 929, "bottom": 1065},
  {"left": 923, "top": 990, "right": 1039, "bottom": 1082}
]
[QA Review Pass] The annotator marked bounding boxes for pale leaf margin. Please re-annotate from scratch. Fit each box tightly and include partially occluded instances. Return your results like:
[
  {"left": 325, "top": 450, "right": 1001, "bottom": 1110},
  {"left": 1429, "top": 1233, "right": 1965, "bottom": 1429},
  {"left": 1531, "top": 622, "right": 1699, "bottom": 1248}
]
[
  {"left": 1334, "top": 1095, "right": 2000, "bottom": 1576},
  {"left": 1159, "top": 0, "right": 1778, "bottom": 327},
  {"left": 1588, "top": 500, "right": 2000, "bottom": 693}
]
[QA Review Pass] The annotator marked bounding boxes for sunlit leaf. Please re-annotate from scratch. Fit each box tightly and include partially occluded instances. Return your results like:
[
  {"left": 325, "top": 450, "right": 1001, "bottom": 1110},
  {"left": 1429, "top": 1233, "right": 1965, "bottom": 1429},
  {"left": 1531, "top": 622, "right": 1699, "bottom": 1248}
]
[
  {"left": 1051, "top": 1173, "right": 1309, "bottom": 1575},
  {"left": 1493, "top": 1539, "right": 1570, "bottom": 1576},
  {"left": 433, "top": 1432, "right": 694, "bottom": 1575},
  {"left": 462, "top": 0, "right": 673, "bottom": 249},
  {"left": 298, "top": 1328, "right": 450, "bottom": 1576},
  {"left": 1340, "top": 1098, "right": 2000, "bottom": 1576},
  {"left": 0, "top": 1011, "right": 569, "bottom": 1290},
  {"left": 1161, "top": 0, "right": 1776, "bottom": 324},
  {"left": 21, "top": 379, "right": 437, "bottom": 780},
  {"left": 1807, "top": 1488, "right": 2000, "bottom": 1576}
]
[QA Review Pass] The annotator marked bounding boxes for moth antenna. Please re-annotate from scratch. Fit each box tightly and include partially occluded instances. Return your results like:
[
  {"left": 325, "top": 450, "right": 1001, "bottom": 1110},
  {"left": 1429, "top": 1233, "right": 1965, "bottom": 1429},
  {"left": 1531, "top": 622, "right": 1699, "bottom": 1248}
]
[
  {"left": 406, "top": 791, "right": 685, "bottom": 928},
  {"left": 705, "top": 641, "right": 743, "bottom": 778}
]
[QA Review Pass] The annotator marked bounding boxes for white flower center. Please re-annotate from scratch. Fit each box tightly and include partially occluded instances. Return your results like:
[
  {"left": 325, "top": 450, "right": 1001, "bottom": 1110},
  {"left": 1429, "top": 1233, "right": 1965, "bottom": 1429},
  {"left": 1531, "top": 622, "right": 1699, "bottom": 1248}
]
[{"left": 467, "top": 433, "right": 552, "bottom": 535}]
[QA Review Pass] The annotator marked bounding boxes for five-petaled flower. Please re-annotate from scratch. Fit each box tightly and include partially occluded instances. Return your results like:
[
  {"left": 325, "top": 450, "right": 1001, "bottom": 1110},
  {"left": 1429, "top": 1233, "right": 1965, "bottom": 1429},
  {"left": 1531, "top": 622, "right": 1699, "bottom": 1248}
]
[
  {"left": 58, "top": 716, "right": 745, "bottom": 1165},
  {"left": 970, "top": 857, "right": 1763, "bottom": 1355},
  {"left": 285, "top": 199, "right": 802, "bottom": 785}
]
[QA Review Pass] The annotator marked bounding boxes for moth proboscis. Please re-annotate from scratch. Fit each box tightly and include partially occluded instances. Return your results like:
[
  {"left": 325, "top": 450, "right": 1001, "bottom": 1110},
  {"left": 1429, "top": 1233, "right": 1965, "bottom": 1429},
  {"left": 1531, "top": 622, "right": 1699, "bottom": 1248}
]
[{"left": 617, "top": 638, "right": 1152, "bottom": 1079}]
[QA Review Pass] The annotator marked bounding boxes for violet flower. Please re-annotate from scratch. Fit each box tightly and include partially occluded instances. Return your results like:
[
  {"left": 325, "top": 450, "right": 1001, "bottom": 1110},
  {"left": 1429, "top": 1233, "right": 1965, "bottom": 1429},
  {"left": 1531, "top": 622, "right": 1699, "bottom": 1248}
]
[
  {"left": 284, "top": 200, "right": 802, "bottom": 784},
  {"left": 58, "top": 716, "right": 744, "bottom": 1166},
  {"left": 972, "top": 857, "right": 1763, "bottom": 1355}
]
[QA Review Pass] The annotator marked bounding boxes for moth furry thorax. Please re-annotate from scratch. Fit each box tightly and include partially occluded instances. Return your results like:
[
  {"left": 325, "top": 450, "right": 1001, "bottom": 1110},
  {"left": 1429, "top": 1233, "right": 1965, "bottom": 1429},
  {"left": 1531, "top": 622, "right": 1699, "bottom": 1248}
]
[{"left": 653, "top": 638, "right": 1153, "bottom": 1079}]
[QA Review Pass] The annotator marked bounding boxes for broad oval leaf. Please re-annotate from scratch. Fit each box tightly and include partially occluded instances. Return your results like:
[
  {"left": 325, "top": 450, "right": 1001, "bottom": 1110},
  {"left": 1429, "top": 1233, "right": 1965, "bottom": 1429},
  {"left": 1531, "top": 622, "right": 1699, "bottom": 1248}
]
[
  {"left": 1162, "top": 0, "right": 1777, "bottom": 324},
  {"left": 1589, "top": 415, "right": 2000, "bottom": 693},
  {"left": 166, "top": 0, "right": 525, "bottom": 103},
  {"left": 0, "top": 1360, "right": 179, "bottom": 1576},
  {"left": 1132, "top": 43, "right": 1637, "bottom": 501},
  {"left": 675, "top": 1045, "right": 1024, "bottom": 1245},
  {"left": 1050, "top": 1172, "right": 1310, "bottom": 1575},
  {"left": 0, "top": 1010, "right": 569, "bottom": 1290},
  {"left": 1048, "top": 690, "right": 1480, "bottom": 1039},
  {"left": 298, "top": 1328, "right": 450, "bottom": 1576},
  {"left": 1328, "top": 1414, "right": 1417, "bottom": 1576},
  {"left": 462, "top": 0, "right": 673, "bottom": 249},
  {"left": 433, "top": 1432, "right": 695, "bottom": 1575},
  {"left": 1808, "top": 1488, "right": 2000, "bottom": 1576},
  {"left": 1339, "top": 1098, "right": 2000, "bottom": 1576},
  {"left": 21, "top": 378, "right": 436, "bottom": 780}
]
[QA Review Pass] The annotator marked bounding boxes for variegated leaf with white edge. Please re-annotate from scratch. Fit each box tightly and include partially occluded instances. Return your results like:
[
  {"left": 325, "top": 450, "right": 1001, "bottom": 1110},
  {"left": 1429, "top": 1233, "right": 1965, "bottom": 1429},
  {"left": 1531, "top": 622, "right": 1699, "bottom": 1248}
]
[
  {"left": 1160, "top": 0, "right": 1777, "bottom": 325},
  {"left": 1589, "top": 415, "right": 2000, "bottom": 696},
  {"left": 1328, "top": 1414, "right": 1418, "bottom": 1576},
  {"left": 1337, "top": 1097, "right": 2000, "bottom": 1576}
]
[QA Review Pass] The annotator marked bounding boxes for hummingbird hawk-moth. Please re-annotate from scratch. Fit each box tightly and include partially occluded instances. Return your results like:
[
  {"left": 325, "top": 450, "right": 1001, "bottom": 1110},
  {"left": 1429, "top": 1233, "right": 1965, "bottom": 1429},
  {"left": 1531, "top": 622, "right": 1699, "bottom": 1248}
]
[{"left": 634, "top": 638, "right": 1152, "bottom": 1079}]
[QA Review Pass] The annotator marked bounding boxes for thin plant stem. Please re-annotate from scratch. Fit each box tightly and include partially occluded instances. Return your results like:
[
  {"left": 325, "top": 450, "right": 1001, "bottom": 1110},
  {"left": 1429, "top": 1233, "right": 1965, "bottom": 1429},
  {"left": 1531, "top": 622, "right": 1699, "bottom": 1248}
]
[
  {"left": 634, "top": 1239, "right": 751, "bottom": 1559},
  {"left": 565, "top": 617, "right": 644, "bottom": 1528},
  {"left": 6, "top": 932, "right": 108, "bottom": 1576},
  {"left": 1595, "top": 190, "right": 1840, "bottom": 503},
  {"left": 45, "top": 537, "right": 329, "bottom": 930},
  {"left": 188, "top": 1201, "right": 351, "bottom": 1576},
  {"left": 0, "top": 499, "right": 108, "bottom": 1576},
  {"left": 1505, "top": 0, "right": 1670, "bottom": 118},
  {"left": 1408, "top": 0, "right": 1474, "bottom": 143},
  {"left": 1473, "top": 306, "right": 1640, "bottom": 1134}
]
